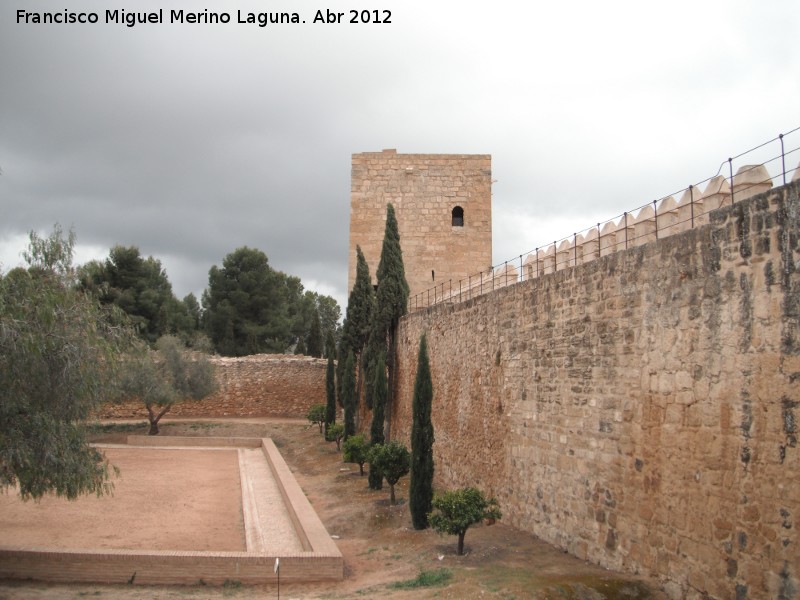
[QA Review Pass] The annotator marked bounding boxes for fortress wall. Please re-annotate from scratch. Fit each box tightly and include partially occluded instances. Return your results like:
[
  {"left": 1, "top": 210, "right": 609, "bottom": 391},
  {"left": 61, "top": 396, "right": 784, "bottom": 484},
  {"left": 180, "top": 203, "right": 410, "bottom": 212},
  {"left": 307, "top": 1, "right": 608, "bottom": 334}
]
[
  {"left": 350, "top": 150, "right": 492, "bottom": 300},
  {"left": 391, "top": 182, "right": 800, "bottom": 599},
  {"left": 98, "top": 355, "right": 327, "bottom": 419}
]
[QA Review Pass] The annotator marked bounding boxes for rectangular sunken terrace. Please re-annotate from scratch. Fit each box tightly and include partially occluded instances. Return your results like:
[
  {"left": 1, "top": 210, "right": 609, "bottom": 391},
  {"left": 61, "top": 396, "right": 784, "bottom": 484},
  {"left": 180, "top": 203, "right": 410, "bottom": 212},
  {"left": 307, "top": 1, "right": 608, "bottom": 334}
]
[{"left": 0, "top": 436, "right": 343, "bottom": 585}]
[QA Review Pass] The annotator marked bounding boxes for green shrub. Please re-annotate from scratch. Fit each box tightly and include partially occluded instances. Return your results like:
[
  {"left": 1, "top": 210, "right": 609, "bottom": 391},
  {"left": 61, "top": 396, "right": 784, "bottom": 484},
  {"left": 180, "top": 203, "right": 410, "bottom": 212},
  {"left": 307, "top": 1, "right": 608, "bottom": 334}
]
[
  {"left": 307, "top": 403, "right": 326, "bottom": 434},
  {"left": 388, "top": 568, "right": 452, "bottom": 589}
]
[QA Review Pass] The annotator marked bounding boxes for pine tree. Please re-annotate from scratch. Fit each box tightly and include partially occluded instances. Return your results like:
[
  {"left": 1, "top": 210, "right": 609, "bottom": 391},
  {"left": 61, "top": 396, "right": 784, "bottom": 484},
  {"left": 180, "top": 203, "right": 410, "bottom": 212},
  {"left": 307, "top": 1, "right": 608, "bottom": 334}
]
[
  {"left": 368, "top": 351, "right": 387, "bottom": 490},
  {"left": 368, "top": 204, "right": 409, "bottom": 441},
  {"left": 342, "top": 350, "right": 357, "bottom": 439},
  {"left": 306, "top": 308, "right": 323, "bottom": 357},
  {"left": 410, "top": 334, "right": 435, "bottom": 529}
]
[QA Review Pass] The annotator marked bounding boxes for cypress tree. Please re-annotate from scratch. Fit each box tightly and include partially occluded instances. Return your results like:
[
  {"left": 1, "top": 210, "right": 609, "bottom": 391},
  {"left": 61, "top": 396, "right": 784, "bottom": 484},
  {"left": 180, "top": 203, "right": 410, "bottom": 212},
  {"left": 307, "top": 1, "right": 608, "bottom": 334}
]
[
  {"left": 410, "top": 334, "right": 434, "bottom": 529},
  {"left": 342, "top": 350, "right": 357, "bottom": 439},
  {"left": 371, "top": 203, "right": 409, "bottom": 441},
  {"left": 348, "top": 247, "right": 375, "bottom": 403},
  {"left": 338, "top": 246, "right": 374, "bottom": 412},
  {"left": 324, "top": 329, "right": 336, "bottom": 361},
  {"left": 335, "top": 321, "right": 350, "bottom": 408},
  {"left": 368, "top": 351, "right": 387, "bottom": 490},
  {"left": 324, "top": 351, "right": 336, "bottom": 435}
]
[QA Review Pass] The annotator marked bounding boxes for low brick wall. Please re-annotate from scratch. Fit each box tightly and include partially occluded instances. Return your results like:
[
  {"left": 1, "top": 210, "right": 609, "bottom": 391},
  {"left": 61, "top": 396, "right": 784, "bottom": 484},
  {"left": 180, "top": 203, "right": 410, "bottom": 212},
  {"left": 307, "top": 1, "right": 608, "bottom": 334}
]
[
  {"left": 0, "top": 550, "right": 340, "bottom": 586},
  {"left": 0, "top": 437, "right": 343, "bottom": 585},
  {"left": 97, "top": 354, "right": 329, "bottom": 420}
]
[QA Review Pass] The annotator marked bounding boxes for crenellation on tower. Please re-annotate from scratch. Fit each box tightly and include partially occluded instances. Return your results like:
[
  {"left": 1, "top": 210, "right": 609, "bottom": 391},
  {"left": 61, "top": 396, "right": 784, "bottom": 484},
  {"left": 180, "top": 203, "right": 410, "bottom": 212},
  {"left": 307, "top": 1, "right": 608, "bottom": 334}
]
[{"left": 348, "top": 151, "right": 492, "bottom": 301}]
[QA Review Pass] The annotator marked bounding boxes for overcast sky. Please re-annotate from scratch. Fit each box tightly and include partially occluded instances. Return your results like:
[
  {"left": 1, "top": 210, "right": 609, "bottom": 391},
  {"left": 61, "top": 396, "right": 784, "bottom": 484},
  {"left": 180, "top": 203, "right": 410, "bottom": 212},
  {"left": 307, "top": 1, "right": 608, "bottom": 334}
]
[{"left": 2, "top": 0, "right": 799, "bottom": 310}]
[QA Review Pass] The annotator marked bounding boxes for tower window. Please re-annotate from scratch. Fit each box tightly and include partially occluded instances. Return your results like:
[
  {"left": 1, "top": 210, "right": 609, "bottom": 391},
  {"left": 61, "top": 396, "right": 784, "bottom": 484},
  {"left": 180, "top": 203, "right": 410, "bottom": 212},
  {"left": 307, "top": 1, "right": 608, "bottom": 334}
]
[{"left": 452, "top": 206, "right": 464, "bottom": 227}]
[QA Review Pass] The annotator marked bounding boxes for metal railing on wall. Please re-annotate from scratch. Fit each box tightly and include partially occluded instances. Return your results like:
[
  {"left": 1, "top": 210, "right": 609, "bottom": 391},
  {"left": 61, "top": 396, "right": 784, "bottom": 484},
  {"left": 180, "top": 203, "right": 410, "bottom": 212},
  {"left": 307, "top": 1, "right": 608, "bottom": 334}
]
[{"left": 409, "top": 127, "right": 800, "bottom": 312}]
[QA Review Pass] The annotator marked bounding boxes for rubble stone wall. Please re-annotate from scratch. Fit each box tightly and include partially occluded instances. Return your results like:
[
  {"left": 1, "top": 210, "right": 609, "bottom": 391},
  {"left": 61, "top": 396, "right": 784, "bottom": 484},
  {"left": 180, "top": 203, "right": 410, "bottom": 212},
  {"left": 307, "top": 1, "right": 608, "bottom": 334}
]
[
  {"left": 390, "top": 182, "right": 800, "bottom": 600},
  {"left": 98, "top": 355, "right": 327, "bottom": 419}
]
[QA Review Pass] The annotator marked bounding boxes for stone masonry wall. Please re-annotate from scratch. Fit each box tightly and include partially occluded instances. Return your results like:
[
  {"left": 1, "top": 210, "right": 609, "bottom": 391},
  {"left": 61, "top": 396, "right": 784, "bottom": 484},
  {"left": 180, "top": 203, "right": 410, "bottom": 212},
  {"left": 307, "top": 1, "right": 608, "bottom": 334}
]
[
  {"left": 390, "top": 182, "right": 800, "bottom": 599},
  {"left": 349, "top": 150, "right": 492, "bottom": 301},
  {"left": 98, "top": 355, "right": 327, "bottom": 419}
]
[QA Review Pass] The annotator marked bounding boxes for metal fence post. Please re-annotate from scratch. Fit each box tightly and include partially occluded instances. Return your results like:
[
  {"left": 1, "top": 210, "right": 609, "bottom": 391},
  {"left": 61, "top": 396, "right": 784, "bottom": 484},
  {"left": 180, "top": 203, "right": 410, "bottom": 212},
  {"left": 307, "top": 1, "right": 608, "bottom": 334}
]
[
  {"left": 573, "top": 233, "right": 577, "bottom": 266},
  {"left": 728, "top": 158, "right": 735, "bottom": 205},
  {"left": 653, "top": 203, "right": 658, "bottom": 241},
  {"left": 780, "top": 133, "right": 787, "bottom": 186}
]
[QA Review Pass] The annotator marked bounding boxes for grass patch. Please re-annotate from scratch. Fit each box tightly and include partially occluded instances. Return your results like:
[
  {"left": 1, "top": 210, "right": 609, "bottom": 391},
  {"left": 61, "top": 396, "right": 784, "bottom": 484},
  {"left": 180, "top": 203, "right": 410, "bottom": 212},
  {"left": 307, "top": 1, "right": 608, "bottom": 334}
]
[
  {"left": 188, "top": 422, "right": 228, "bottom": 431},
  {"left": 222, "top": 579, "right": 242, "bottom": 596},
  {"left": 87, "top": 422, "right": 147, "bottom": 433},
  {"left": 387, "top": 568, "right": 452, "bottom": 589}
]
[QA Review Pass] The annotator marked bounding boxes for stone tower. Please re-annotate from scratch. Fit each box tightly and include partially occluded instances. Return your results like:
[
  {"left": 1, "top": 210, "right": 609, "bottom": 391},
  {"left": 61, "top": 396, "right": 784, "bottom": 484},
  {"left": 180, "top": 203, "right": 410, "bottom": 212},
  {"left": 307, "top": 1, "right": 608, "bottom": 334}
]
[{"left": 349, "top": 149, "right": 492, "bottom": 304}]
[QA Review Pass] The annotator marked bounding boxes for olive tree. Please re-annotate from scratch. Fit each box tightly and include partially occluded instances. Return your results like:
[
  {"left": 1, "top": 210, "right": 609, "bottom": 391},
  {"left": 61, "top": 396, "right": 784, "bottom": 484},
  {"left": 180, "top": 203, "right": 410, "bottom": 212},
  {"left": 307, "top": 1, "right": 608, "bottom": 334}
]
[
  {"left": 0, "top": 225, "right": 138, "bottom": 500},
  {"left": 121, "top": 335, "right": 217, "bottom": 435}
]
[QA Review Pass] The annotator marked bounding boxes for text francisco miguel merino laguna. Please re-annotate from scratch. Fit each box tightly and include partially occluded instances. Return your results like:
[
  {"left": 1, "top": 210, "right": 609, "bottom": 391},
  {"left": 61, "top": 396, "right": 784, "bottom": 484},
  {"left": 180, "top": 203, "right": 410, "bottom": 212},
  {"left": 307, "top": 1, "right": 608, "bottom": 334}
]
[{"left": 16, "top": 8, "right": 309, "bottom": 27}]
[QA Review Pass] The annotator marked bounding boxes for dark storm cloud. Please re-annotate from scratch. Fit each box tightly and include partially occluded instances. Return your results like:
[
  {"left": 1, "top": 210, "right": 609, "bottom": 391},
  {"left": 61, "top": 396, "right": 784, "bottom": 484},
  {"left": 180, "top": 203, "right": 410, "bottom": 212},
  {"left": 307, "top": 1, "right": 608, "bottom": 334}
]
[{"left": 2, "top": 0, "right": 799, "bottom": 310}]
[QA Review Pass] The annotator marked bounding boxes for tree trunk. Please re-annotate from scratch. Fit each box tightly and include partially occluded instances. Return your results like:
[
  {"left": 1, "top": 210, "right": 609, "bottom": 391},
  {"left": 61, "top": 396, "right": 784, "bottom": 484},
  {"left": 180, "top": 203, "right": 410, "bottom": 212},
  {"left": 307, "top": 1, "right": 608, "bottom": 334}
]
[
  {"left": 389, "top": 483, "right": 396, "bottom": 506},
  {"left": 359, "top": 463, "right": 365, "bottom": 476},
  {"left": 356, "top": 351, "right": 364, "bottom": 407},
  {"left": 457, "top": 531, "right": 466, "bottom": 556},
  {"left": 147, "top": 405, "right": 171, "bottom": 436}
]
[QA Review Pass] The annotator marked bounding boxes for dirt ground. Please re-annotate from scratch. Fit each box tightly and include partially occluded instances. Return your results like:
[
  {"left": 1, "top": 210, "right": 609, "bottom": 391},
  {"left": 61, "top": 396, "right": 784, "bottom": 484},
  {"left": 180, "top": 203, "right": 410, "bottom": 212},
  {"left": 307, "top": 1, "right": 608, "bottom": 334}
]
[
  {"left": 0, "top": 447, "right": 245, "bottom": 552},
  {"left": 0, "top": 418, "right": 667, "bottom": 600}
]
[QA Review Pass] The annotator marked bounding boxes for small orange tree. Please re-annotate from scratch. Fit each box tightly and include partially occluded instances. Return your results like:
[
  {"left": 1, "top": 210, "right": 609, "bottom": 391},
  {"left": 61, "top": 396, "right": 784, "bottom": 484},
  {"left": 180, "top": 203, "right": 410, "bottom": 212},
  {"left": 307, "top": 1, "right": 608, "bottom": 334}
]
[
  {"left": 368, "top": 440, "right": 409, "bottom": 505},
  {"left": 429, "top": 487, "right": 501, "bottom": 555},
  {"left": 307, "top": 403, "right": 326, "bottom": 434},
  {"left": 343, "top": 433, "right": 370, "bottom": 476}
]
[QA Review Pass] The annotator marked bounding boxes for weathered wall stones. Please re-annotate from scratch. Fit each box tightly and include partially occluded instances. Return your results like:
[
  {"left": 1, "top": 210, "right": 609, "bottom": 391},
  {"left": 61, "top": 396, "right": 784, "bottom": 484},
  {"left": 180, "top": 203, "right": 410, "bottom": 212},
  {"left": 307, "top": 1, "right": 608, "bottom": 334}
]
[
  {"left": 97, "top": 355, "right": 327, "bottom": 419},
  {"left": 390, "top": 182, "right": 800, "bottom": 599}
]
